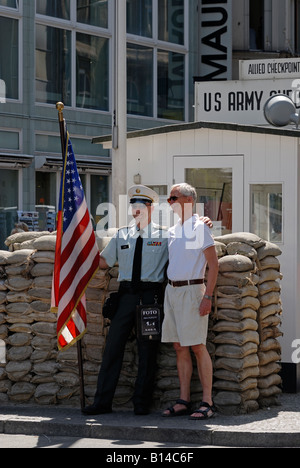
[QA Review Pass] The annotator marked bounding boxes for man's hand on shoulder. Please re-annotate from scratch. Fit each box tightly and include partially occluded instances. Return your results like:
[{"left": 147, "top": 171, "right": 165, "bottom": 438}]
[{"left": 200, "top": 216, "right": 213, "bottom": 229}]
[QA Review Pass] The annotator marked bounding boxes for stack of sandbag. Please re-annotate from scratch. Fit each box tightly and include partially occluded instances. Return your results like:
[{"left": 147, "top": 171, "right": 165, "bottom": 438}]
[
  {"left": 0, "top": 230, "right": 124, "bottom": 407},
  {"left": 0, "top": 247, "right": 36, "bottom": 403},
  {"left": 213, "top": 233, "right": 282, "bottom": 412},
  {"left": 1, "top": 233, "right": 70, "bottom": 403},
  {"left": 212, "top": 240, "right": 261, "bottom": 414},
  {"left": 0, "top": 229, "right": 283, "bottom": 414},
  {"left": 82, "top": 267, "right": 108, "bottom": 402},
  {"left": 212, "top": 232, "right": 281, "bottom": 414},
  {"left": 256, "top": 241, "right": 283, "bottom": 407}
]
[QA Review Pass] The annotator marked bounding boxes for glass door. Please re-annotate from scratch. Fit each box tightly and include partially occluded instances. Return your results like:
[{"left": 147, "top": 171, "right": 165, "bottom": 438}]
[{"left": 174, "top": 155, "right": 244, "bottom": 236}]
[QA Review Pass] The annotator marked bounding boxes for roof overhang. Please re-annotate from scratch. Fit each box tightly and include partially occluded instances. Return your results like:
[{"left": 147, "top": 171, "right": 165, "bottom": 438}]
[
  {"left": 0, "top": 154, "right": 34, "bottom": 168},
  {"left": 92, "top": 120, "right": 300, "bottom": 148},
  {"left": 34, "top": 155, "right": 112, "bottom": 174}
]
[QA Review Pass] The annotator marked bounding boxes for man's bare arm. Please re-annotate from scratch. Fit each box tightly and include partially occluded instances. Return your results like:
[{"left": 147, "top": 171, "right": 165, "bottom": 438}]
[{"left": 200, "top": 246, "right": 219, "bottom": 317}]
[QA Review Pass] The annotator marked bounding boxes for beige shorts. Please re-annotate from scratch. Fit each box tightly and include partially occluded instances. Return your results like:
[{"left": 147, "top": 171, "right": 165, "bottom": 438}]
[{"left": 162, "top": 283, "right": 208, "bottom": 347}]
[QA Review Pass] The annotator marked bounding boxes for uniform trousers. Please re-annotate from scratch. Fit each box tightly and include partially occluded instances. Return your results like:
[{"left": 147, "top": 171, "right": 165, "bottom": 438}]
[{"left": 93, "top": 285, "right": 163, "bottom": 410}]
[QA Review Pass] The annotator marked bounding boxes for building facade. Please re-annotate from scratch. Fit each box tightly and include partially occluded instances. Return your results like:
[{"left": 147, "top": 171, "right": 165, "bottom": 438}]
[{"left": 1, "top": 0, "right": 300, "bottom": 247}]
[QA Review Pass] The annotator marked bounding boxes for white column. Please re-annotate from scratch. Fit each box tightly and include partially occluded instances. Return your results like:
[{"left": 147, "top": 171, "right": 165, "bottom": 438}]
[{"left": 112, "top": 0, "right": 127, "bottom": 228}]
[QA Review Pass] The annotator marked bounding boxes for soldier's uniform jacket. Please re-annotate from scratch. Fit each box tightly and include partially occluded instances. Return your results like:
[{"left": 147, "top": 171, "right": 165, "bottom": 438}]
[{"left": 101, "top": 222, "right": 169, "bottom": 284}]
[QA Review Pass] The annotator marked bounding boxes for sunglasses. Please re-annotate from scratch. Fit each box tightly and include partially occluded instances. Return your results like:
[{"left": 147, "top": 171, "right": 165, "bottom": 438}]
[
  {"left": 167, "top": 195, "right": 184, "bottom": 204},
  {"left": 130, "top": 198, "right": 152, "bottom": 206}
]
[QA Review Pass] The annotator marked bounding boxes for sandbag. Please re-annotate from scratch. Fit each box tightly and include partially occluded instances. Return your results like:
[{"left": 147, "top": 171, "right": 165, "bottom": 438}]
[
  {"left": 226, "top": 242, "right": 257, "bottom": 259},
  {"left": 257, "top": 242, "right": 282, "bottom": 260},
  {"left": 5, "top": 232, "right": 50, "bottom": 247},
  {"left": 218, "top": 255, "right": 254, "bottom": 273},
  {"left": 213, "top": 308, "right": 257, "bottom": 323},
  {"left": 9, "top": 382, "right": 35, "bottom": 402},
  {"left": 214, "top": 232, "right": 265, "bottom": 248},
  {"left": 213, "top": 319, "right": 258, "bottom": 333},
  {"left": 6, "top": 250, "right": 33, "bottom": 265},
  {"left": 32, "top": 235, "right": 57, "bottom": 251},
  {"left": 215, "top": 342, "right": 258, "bottom": 359}
]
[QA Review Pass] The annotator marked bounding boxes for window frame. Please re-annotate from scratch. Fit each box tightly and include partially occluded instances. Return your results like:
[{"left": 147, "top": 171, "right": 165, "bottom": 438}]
[
  {"left": 250, "top": 182, "right": 283, "bottom": 244},
  {"left": 0, "top": 1, "right": 22, "bottom": 103},
  {"left": 35, "top": 0, "right": 189, "bottom": 121},
  {"left": 127, "top": 0, "right": 189, "bottom": 121},
  {"left": 35, "top": 0, "right": 112, "bottom": 113}
]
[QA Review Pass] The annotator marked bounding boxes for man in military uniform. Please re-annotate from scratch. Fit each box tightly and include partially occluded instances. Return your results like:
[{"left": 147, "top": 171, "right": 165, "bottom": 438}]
[{"left": 83, "top": 185, "right": 169, "bottom": 416}]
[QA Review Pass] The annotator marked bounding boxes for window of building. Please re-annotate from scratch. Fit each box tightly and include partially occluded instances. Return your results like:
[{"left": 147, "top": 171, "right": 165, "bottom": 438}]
[
  {"left": 35, "top": 1, "right": 109, "bottom": 111},
  {"left": 36, "top": 172, "right": 57, "bottom": 208},
  {"left": 91, "top": 174, "right": 109, "bottom": 227},
  {"left": 0, "top": 130, "right": 19, "bottom": 151},
  {"left": 158, "top": 0, "right": 184, "bottom": 45},
  {"left": 127, "top": 43, "right": 153, "bottom": 117},
  {"left": 127, "top": 0, "right": 152, "bottom": 38},
  {"left": 35, "top": 0, "right": 188, "bottom": 120},
  {"left": 77, "top": 0, "right": 108, "bottom": 29},
  {"left": 0, "top": 0, "right": 18, "bottom": 8},
  {"left": 36, "top": 25, "right": 71, "bottom": 106},
  {"left": 36, "top": 0, "right": 70, "bottom": 20},
  {"left": 250, "top": 184, "right": 282, "bottom": 243},
  {"left": 158, "top": 50, "right": 185, "bottom": 121},
  {"left": 0, "top": 169, "right": 19, "bottom": 248},
  {"left": 0, "top": 16, "right": 19, "bottom": 100},
  {"left": 35, "top": 170, "right": 109, "bottom": 232},
  {"left": 186, "top": 168, "right": 233, "bottom": 236},
  {"left": 295, "top": 0, "right": 300, "bottom": 54},
  {"left": 127, "top": 0, "right": 187, "bottom": 121},
  {"left": 76, "top": 33, "right": 109, "bottom": 110},
  {"left": 35, "top": 172, "right": 57, "bottom": 231},
  {"left": 249, "top": 0, "right": 264, "bottom": 50}
]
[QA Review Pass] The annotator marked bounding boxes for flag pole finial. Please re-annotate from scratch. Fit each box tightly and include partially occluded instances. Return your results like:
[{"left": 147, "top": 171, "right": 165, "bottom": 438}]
[{"left": 56, "top": 102, "right": 64, "bottom": 122}]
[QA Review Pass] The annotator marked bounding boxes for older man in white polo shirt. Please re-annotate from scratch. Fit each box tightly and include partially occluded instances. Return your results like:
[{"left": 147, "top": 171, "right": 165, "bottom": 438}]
[{"left": 162, "top": 183, "right": 219, "bottom": 420}]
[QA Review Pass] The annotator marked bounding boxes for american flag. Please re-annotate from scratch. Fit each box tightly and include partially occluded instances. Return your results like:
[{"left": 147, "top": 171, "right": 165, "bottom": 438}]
[{"left": 51, "top": 132, "right": 100, "bottom": 351}]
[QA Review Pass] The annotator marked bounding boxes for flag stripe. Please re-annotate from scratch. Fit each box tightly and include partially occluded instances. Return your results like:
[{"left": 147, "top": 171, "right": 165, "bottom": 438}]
[
  {"left": 59, "top": 228, "right": 96, "bottom": 297},
  {"left": 60, "top": 212, "right": 93, "bottom": 283},
  {"left": 57, "top": 251, "right": 99, "bottom": 332},
  {"left": 52, "top": 131, "right": 99, "bottom": 351},
  {"left": 58, "top": 242, "right": 99, "bottom": 317},
  {"left": 61, "top": 203, "right": 90, "bottom": 261},
  {"left": 60, "top": 210, "right": 90, "bottom": 269}
]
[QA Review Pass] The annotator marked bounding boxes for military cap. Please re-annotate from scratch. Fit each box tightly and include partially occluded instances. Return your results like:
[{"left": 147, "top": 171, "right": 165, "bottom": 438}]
[{"left": 128, "top": 185, "right": 159, "bottom": 204}]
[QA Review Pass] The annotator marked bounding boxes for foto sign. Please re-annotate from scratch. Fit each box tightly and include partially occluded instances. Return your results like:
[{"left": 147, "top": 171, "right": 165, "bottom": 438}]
[{"left": 195, "top": 78, "right": 300, "bottom": 125}]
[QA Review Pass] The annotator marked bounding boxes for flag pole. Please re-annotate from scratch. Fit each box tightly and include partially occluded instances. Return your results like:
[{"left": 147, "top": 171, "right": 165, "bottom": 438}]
[{"left": 55, "top": 102, "right": 86, "bottom": 410}]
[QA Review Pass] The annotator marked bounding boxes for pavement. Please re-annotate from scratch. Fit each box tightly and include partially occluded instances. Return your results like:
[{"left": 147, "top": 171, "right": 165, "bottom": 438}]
[{"left": 0, "top": 393, "right": 300, "bottom": 448}]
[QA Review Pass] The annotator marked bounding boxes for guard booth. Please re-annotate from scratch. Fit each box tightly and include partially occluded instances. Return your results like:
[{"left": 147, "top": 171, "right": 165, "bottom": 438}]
[{"left": 95, "top": 120, "right": 300, "bottom": 392}]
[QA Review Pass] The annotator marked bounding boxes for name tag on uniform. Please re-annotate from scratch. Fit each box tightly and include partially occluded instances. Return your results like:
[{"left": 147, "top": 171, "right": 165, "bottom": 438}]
[{"left": 121, "top": 244, "right": 130, "bottom": 250}]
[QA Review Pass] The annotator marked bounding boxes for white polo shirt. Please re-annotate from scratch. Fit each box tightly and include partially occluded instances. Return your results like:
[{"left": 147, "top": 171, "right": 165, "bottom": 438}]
[{"left": 167, "top": 214, "right": 215, "bottom": 282}]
